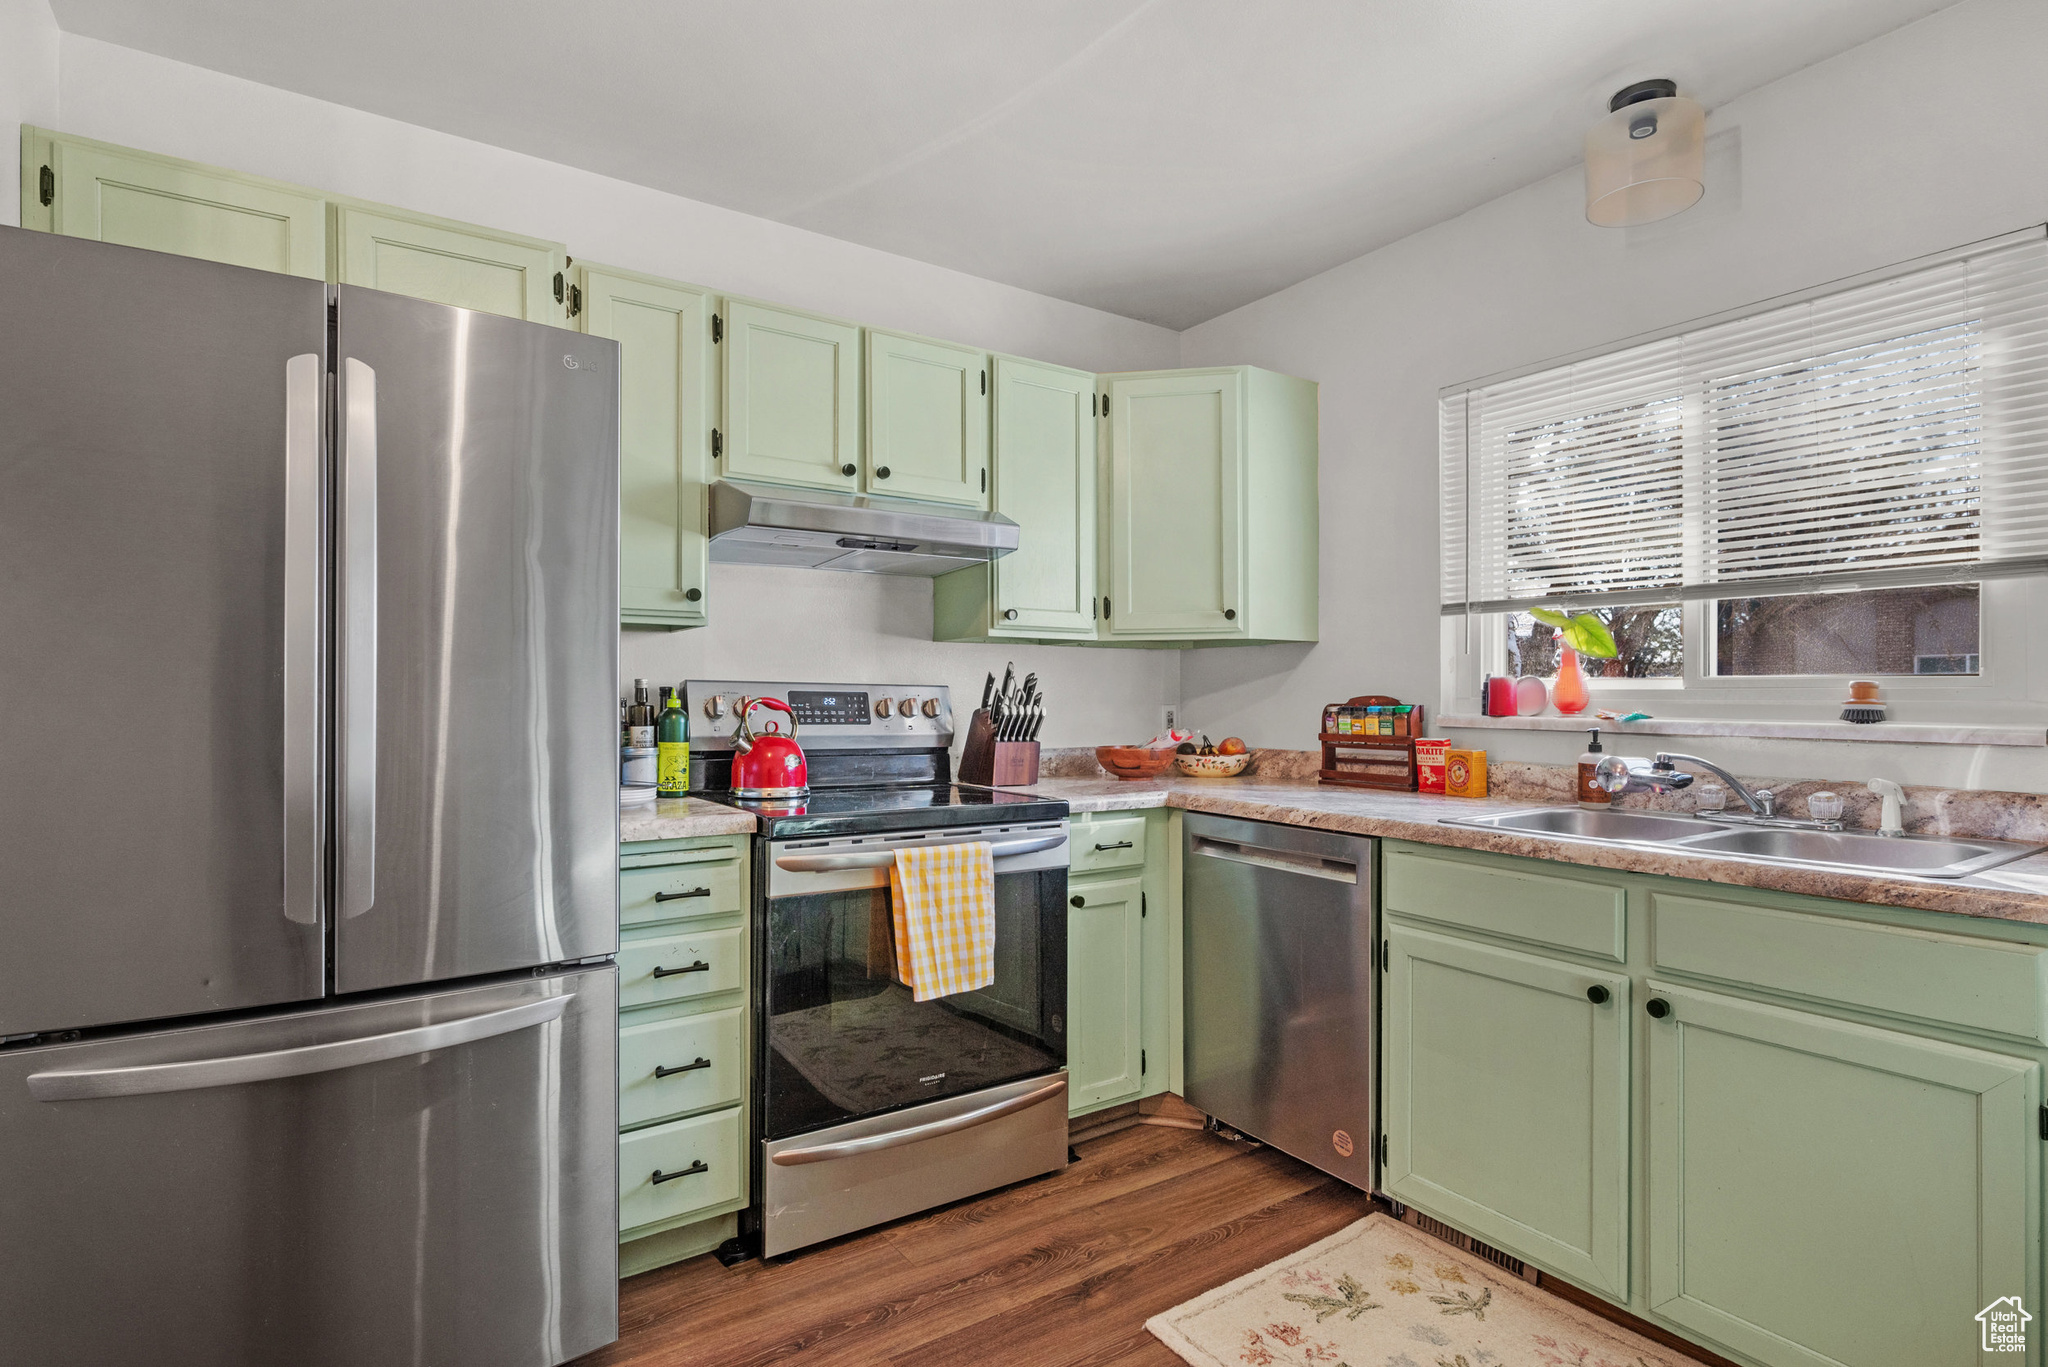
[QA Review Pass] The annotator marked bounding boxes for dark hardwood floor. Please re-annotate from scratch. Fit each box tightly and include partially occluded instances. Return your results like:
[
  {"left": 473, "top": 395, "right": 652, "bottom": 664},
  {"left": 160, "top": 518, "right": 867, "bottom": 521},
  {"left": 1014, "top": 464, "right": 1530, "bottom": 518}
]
[{"left": 574, "top": 1122, "right": 1376, "bottom": 1367}]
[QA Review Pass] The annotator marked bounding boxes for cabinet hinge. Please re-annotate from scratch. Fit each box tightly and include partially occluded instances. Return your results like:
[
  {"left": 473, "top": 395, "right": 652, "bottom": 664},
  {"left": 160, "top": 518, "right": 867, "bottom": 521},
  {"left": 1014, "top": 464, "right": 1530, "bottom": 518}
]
[
  {"left": 2040, "top": 1104, "right": 2047, "bottom": 1141},
  {"left": 38, "top": 165, "right": 53, "bottom": 207},
  {"left": 1141, "top": 892, "right": 1147, "bottom": 917},
  {"left": 1091, "top": 597, "right": 1098, "bottom": 621},
  {"left": 552, "top": 271, "right": 565, "bottom": 305},
  {"left": 1103, "top": 597, "right": 1111, "bottom": 619},
  {"left": 1381, "top": 940, "right": 1390, "bottom": 971},
  {"left": 1378, "top": 1133, "right": 1388, "bottom": 1164},
  {"left": 1100, "top": 392, "right": 1109, "bottom": 414},
  {"left": 1141, "top": 1049, "right": 1147, "bottom": 1076},
  {"left": 1090, "top": 393, "right": 1097, "bottom": 417},
  {"left": 980, "top": 468, "right": 986, "bottom": 493},
  {"left": 712, "top": 314, "right": 723, "bottom": 343},
  {"left": 980, "top": 368, "right": 987, "bottom": 395},
  {"left": 712, "top": 428, "right": 723, "bottom": 459},
  {"left": 566, "top": 283, "right": 581, "bottom": 317}
]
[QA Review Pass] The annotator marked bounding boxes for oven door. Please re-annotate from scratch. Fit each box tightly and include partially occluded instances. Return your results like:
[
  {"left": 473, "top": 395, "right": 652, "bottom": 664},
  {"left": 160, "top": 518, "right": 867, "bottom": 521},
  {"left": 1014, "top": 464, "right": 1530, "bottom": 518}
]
[{"left": 761, "top": 821, "right": 1068, "bottom": 1142}]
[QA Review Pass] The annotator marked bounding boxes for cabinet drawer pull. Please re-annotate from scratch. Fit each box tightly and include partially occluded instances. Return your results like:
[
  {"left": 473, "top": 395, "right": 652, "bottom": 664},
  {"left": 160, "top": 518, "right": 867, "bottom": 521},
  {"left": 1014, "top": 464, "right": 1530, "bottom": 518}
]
[
  {"left": 1003, "top": 608, "right": 1019, "bottom": 621},
  {"left": 651, "top": 960, "right": 712, "bottom": 979},
  {"left": 650, "top": 1160, "right": 708, "bottom": 1184},
  {"left": 1093, "top": 840, "right": 1133, "bottom": 851},
  {"left": 1070, "top": 894, "right": 1086, "bottom": 908},
  {"left": 1223, "top": 608, "right": 1237, "bottom": 621},
  {"left": 654, "top": 1056, "right": 713, "bottom": 1079},
  {"left": 653, "top": 887, "right": 712, "bottom": 903},
  {"left": 1646, "top": 997, "right": 1672, "bottom": 1019},
  {"left": 1586, "top": 984, "right": 1610, "bottom": 1005},
  {"left": 840, "top": 463, "right": 857, "bottom": 477},
  {"left": 874, "top": 465, "right": 892, "bottom": 479}
]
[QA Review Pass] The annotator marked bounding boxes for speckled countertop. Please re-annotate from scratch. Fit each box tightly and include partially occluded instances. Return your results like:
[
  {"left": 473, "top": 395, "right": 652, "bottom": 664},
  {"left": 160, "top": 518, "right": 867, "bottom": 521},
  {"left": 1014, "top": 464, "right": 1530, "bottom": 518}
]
[
  {"left": 998, "top": 775, "right": 2048, "bottom": 927},
  {"left": 620, "top": 796, "right": 756, "bottom": 842}
]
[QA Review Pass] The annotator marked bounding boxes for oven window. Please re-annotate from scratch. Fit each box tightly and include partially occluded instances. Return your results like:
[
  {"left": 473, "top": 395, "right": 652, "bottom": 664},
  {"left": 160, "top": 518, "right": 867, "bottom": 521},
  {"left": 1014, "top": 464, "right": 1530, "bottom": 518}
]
[{"left": 764, "top": 866, "right": 1066, "bottom": 1139}]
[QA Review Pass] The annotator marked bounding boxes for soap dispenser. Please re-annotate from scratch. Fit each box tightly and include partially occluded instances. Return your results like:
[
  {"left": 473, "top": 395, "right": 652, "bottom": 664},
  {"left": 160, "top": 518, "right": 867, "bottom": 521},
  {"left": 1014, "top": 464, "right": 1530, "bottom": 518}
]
[{"left": 1577, "top": 728, "right": 1609, "bottom": 809}]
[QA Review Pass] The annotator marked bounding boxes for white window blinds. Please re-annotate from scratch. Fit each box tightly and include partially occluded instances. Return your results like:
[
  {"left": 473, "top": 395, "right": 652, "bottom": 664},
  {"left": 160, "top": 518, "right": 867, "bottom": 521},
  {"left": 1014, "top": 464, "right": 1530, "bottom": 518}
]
[{"left": 1440, "top": 229, "right": 2048, "bottom": 615}]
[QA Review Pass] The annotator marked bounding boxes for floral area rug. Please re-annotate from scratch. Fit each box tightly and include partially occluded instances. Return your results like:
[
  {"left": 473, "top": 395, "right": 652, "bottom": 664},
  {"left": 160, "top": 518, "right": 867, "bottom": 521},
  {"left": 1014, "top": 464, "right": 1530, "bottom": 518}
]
[{"left": 1146, "top": 1213, "right": 1694, "bottom": 1367}]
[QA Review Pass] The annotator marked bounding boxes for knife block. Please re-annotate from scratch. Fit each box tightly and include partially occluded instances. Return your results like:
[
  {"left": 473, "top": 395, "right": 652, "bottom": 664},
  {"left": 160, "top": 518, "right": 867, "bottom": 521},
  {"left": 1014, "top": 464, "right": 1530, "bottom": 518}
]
[{"left": 956, "top": 709, "right": 1040, "bottom": 787}]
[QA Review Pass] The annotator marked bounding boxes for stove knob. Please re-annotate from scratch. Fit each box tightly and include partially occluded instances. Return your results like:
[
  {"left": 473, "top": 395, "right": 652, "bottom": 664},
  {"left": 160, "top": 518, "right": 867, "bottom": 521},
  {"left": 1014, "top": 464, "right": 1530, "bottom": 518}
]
[
  {"left": 921, "top": 698, "right": 941, "bottom": 718},
  {"left": 874, "top": 697, "right": 894, "bottom": 719},
  {"left": 702, "top": 695, "right": 726, "bottom": 719},
  {"left": 898, "top": 697, "right": 917, "bottom": 718}
]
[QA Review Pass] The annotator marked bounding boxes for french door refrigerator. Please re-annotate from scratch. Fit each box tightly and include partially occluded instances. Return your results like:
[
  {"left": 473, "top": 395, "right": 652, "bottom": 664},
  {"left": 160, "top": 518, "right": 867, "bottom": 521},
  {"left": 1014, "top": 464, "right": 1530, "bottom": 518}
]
[{"left": 0, "top": 226, "right": 622, "bottom": 1367}]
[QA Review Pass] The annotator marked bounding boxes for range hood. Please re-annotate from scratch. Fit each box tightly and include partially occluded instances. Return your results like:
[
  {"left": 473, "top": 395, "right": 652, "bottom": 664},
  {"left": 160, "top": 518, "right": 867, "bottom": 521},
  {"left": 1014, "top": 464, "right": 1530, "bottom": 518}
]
[{"left": 708, "top": 480, "right": 1018, "bottom": 577}]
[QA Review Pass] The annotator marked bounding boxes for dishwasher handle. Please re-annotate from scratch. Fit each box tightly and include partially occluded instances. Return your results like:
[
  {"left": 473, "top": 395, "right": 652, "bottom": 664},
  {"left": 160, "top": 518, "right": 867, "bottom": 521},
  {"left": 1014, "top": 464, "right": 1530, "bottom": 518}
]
[{"left": 1191, "top": 836, "right": 1360, "bottom": 884}]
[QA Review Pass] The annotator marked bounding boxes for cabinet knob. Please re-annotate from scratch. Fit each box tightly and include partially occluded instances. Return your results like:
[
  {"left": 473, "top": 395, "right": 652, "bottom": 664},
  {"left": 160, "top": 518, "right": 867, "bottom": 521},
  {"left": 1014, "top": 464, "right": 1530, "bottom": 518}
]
[
  {"left": 1586, "top": 984, "right": 1610, "bottom": 1005},
  {"left": 684, "top": 587, "right": 702, "bottom": 602},
  {"left": 1003, "top": 608, "right": 1019, "bottom": 621},
  {"left": 1646, "top": 997, "right": 1672, "bottom": 1019},
  {"left": 840, "top": 463, "right": 857, "bottom": 476},
  {"left": 1070, "top": 894, "right": 1086, "bottom": 908},
  {"left": 1223, "top": 608, "right": 1237, "bottom": 621},
  {"left": 875, "top": 466, "right": 892, "bottom": 479}
]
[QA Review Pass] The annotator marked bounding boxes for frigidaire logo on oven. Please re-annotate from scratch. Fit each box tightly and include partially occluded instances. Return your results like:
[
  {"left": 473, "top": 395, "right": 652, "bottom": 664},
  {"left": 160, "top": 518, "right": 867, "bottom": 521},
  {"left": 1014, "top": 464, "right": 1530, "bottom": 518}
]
[{"left": 920, "top": 1073, "right": 947, "bottom": 1086}]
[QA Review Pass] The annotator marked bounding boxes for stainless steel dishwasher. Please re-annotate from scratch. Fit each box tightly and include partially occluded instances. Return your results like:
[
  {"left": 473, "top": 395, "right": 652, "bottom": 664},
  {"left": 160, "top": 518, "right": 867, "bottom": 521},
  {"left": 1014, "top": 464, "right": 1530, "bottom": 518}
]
[{"left": 1183, "top": 813, "right": 1375, "bottom": 1191}]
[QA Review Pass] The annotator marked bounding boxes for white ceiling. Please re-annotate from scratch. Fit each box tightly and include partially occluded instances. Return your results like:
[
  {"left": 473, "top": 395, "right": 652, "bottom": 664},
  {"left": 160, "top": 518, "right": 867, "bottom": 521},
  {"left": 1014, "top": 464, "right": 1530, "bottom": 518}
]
[{"left": 52, "top": 0, "right": 1964, "bottom": 328}]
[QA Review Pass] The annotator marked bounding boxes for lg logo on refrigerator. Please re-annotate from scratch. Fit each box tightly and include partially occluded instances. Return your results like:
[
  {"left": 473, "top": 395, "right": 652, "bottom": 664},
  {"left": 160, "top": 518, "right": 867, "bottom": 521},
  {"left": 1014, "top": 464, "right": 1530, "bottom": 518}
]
[{"left": 561, "top": 354, "right": 601, "bottom": 372}]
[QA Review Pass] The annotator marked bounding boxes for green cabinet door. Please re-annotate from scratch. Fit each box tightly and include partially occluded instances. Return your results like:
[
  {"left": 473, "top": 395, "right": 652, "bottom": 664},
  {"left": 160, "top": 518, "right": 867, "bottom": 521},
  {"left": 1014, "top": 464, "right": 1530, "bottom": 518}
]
[
  {"left": 1067, "top": 873, "right": 1144, "bottom": 1114},
  {"left": 865, "top": 329, "right": 987, "bottom": 507},
  {"left": 1104, "top": 370, "right": 1245, "bottom": 639},
  {"left": 721, "top": 299, "right": 861, "bottom": 493},
  {"left": 989, "top": 356, "right": 1098, "bottom": 636},
  {"left": 333, "top": 204, "right": 566, "bottom": 322},
  {"left": 1383, "top": 923, "right": 1632, "bottom": 1298},
  {"left": 1646, "top": 981, "right": 2038, "bottom": 1367},
  {"left": 31, "top": 128, "right": 327, "bottom": 278},
  {"left": 581, "top": 264, "right": 712, "bottom": 629}
]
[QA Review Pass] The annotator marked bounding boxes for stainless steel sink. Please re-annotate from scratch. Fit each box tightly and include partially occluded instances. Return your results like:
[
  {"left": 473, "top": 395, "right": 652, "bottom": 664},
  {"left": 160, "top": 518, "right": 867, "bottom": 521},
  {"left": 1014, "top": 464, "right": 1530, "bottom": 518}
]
[{"left": 1442, "top": 807, "right": 2040, "bottom": 879}]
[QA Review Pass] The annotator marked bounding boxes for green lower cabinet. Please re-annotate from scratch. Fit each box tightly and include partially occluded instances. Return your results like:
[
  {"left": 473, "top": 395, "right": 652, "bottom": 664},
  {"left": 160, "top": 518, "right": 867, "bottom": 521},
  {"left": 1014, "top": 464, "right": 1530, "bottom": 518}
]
[
  {"left": 1066, "top": 871, "right": 1143, "bottom": 1113},
  {"left": 1383, "top": 922, "right": 1631, "bottom": 1298},
  {"left": 1646, "top": 980, "right": 2038, "bottom": 1367}
]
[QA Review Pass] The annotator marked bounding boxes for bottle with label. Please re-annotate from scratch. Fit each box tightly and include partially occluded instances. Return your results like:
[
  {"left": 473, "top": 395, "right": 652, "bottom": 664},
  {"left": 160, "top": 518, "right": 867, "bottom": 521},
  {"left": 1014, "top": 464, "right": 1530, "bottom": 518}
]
[
  {"left": 627, "top": 678, "right": 655, "bottom": 750},
  {"left": 656, "top": 687, "right": 690, "bottom": 798},
  {"left": 1577, "top": 727, "right": 1609, "bottom": 809}
]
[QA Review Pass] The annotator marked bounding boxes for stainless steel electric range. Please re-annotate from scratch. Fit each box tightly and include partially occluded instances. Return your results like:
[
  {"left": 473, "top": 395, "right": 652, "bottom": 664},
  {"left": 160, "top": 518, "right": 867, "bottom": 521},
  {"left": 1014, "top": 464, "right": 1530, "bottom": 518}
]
[{"left": 684, "top": 680, "right": 1072, "bottom": 1259}]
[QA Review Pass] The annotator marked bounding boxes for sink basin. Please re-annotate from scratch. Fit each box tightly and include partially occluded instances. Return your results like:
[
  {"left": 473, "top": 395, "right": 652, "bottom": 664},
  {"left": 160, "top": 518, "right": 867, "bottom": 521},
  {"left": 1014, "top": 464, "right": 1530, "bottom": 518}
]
[{"left": 1441, "top": 806, "right": 2040, "bottom": 879}]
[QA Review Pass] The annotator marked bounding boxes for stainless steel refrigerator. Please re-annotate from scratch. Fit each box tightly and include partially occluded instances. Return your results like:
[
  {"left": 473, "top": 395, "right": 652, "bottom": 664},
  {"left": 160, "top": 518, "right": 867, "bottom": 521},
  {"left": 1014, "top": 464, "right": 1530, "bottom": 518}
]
[{"left": 0, "top": 226, "right": 623, "bottom": 1367}]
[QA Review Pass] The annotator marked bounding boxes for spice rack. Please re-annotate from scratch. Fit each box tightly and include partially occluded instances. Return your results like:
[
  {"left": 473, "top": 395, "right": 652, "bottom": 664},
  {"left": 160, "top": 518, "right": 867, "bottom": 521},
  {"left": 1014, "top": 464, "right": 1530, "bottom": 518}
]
[{"left": 1318, "top": 695, "right": 1426, "bottom": 791}]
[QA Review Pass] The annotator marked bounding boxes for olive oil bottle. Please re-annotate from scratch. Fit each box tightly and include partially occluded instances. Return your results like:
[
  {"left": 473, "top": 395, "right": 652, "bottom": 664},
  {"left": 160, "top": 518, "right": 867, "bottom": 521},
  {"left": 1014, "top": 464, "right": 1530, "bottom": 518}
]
[{"left": 655, "top": 686, "right": 689, "bottom": 798}]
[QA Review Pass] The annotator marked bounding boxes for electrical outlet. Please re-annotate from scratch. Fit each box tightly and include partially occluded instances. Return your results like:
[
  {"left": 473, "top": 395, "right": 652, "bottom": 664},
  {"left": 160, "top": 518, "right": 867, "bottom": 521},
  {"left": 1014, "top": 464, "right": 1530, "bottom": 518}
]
[{"left": 1161, "top": 705, "right": 1180, "bottom": 733}]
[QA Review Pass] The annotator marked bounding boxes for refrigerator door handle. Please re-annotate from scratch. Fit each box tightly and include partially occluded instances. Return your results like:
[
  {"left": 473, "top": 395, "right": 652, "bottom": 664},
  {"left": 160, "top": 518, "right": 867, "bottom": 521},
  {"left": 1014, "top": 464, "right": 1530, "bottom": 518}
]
[
  {"left": 26, "top": 993, "right": 568, "bottom": 1102},
  {"left": 282, "top": 353, "right": 322, "bottom": 927},
  {"left": 339, "top": 357, "right": 378, "bottom": 920}
]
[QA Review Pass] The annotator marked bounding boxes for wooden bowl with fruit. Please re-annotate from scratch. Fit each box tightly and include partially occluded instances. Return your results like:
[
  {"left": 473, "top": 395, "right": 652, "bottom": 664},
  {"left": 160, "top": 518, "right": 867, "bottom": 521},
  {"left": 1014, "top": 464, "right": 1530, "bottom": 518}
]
[
  {"left": 1093, "top": 745, "right": 1180, "bottom": 781},
  {"left": 1174, "top": 736, "right": 1250, "bottom": 776}
]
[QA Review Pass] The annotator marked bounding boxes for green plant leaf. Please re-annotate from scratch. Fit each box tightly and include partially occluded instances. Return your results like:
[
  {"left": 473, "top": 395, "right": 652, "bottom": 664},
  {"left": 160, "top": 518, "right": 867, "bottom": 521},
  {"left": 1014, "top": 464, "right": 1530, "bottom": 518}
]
[
  {"left": 1528, "top": 607, "right": 1572, "bottom": 630},
  {"left": 1563, "top": 615, "right": 1620, "bottom": 659}
]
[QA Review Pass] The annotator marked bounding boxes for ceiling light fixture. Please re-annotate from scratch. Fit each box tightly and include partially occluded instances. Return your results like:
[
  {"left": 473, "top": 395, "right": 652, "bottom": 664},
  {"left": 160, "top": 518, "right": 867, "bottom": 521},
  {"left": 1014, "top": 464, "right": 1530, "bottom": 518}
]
[{"left": 1584, "top": 78, "right": 1704, "bottom": 228}]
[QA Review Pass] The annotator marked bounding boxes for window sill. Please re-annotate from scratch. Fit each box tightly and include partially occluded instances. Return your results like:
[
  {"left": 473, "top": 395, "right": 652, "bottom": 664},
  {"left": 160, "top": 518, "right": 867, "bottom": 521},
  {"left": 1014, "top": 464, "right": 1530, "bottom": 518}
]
[{"left": 1438, "top": 713, "right": 2046, "bottom": 748}]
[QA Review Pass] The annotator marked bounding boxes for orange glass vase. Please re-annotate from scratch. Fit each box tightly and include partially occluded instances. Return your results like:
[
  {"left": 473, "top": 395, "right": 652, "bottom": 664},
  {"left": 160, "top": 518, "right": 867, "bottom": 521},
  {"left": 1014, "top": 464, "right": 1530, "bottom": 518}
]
[{"left": 1553, "top": 645, "right": 1591, "bottom": 715}]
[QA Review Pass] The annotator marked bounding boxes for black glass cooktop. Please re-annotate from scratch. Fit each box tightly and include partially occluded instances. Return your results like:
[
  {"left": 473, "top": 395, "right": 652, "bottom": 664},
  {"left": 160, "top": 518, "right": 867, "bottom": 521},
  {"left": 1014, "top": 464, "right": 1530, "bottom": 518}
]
[{"left": 705, "top": 782, "right": 1068, "bottom": 839}]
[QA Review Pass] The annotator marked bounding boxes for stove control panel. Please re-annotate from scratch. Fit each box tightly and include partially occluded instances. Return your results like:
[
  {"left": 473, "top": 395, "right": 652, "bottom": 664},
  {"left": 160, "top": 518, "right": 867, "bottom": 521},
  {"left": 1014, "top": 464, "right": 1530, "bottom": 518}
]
[{"left": 683, "top": 680, "right": 954, "bottom": 752}]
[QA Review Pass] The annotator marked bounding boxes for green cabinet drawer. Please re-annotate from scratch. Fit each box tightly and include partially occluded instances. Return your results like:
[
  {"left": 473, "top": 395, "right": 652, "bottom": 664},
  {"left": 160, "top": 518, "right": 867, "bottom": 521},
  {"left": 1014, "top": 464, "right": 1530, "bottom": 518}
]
[
  {"left": 1651, "top": 891, "right": 2048, "bottom": 1043},
  {"left": 620, "top": 928, "right": 744, "bottom": 1009},
  {"left": 1070, "top": 815, "right": 1148, "bottom": 876},
  {"left": 619, "top": 1006, "right": 745, "bottom": 1130},
  {"left": 621, "top": 852, "right": 745, "bottom": 929},
  {"left": 618, "top": 1107, "right": 743, "bottom": 1234},
  {"left": 1383, "top": 847, "right": 1626, "bottom": 961}
]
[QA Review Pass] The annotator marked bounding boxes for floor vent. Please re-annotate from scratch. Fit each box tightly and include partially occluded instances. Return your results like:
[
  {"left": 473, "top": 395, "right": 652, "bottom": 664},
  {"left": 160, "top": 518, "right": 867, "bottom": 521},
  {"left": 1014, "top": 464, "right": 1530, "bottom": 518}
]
[{"left": 1399, "top": 1209, "right": 1536, "bottom": 1283}]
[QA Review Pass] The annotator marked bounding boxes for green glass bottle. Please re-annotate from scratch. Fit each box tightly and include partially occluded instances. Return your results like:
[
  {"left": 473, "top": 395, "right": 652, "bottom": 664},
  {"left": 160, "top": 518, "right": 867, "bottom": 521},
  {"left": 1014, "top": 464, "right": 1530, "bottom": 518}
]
[{"left": 655, "top": 686, "right": 689, "bottom": 798}]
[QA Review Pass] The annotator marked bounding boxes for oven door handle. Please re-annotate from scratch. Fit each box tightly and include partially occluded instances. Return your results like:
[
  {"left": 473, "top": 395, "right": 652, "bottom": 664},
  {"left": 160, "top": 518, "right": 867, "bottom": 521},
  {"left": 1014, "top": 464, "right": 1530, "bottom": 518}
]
[
  {"left": 768, "top": 1076, "right": 1069, "bottom": 1166},
  {"left": 773, "top": 832, "right": 1066, "bottom": 872}
]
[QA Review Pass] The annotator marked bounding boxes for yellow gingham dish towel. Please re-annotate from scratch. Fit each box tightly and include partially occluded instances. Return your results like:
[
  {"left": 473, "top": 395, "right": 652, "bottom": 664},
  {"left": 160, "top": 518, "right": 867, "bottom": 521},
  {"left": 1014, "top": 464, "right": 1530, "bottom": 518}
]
[{"left": 889, "top": 840, "right": 996, "bottom": 1001}]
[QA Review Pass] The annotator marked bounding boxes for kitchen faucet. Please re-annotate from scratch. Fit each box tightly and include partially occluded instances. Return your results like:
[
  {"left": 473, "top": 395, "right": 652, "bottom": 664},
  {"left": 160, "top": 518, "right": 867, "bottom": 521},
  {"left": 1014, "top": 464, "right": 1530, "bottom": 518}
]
[{"left": 1593, "top": 751, "right": 1845, "bottom": 830}]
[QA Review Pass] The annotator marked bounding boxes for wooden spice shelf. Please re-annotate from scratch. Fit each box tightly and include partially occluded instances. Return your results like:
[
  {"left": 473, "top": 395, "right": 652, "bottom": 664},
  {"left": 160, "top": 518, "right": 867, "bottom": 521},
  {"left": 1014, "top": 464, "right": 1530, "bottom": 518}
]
[{"left": 1318, "top": 695, "right": 1425, "bottom": 791}]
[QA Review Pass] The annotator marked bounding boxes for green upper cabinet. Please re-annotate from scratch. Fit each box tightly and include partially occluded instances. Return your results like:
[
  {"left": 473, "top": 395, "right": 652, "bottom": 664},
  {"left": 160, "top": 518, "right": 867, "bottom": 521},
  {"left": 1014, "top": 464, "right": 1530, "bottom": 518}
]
[
  {"left": 1382, "top": 922, "right": 1632, "bottom": 1299},
  {"left": 581, "top": 263, "right": 713, "bottom": 630},
  {"left": 720, "top": 299, "right": 861, "bottom": 493},
  {"left": 932, "top": 356, "right": 1098, "bottom": 641},
  {"left": 25, "top": 127, "right": 327, "bottom": 278},
  {"left": 1100, "top": 365, "right": 1318, "bottom": 644},
  {"left": 864, "top": 329, "right": 988, "bottom": 507},
  {"left": 332, "top": 203, "right": 566, "bottom": 323},
  {"left": 1645, "top": 980, "right": 2038, "bottom": 1367}
]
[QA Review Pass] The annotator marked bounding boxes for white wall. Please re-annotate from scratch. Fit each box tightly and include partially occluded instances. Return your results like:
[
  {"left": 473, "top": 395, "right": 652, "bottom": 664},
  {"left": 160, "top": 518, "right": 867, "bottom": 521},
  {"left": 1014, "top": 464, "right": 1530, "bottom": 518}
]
[
  {"left": 49, "top": 33, "right": 1183, "bottom": 749},
  {"left": 0, "top": 0, "right": 59, "bottom": 226},
  {"left": 1179, "top": 0, "right": 2048, "bottom": 791}
]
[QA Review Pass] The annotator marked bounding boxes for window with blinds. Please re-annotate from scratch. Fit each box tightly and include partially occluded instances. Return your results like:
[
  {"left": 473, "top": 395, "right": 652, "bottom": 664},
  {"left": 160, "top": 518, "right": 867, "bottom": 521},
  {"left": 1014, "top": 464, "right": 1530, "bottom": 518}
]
[{"left": 1440, "top": 229, "right": 2048, "bottom": 617}]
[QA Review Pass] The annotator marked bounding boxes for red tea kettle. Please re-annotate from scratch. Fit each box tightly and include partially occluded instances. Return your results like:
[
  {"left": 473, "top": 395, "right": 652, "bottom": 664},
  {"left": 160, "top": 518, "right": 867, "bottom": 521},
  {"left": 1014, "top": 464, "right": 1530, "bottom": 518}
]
[{"left": 730, "top": 696, "right": 809, "bottom": 798}]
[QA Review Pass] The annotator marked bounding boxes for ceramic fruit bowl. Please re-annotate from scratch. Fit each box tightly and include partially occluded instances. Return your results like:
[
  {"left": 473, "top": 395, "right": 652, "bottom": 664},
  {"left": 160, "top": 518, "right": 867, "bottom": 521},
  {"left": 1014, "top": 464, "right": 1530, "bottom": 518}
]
[
  {"left": 1095, "top": 746, "right": 1179, "bottom": 781},
  {"left": 1175, "top": 752, "right": 1251, "bottom": 777}
]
